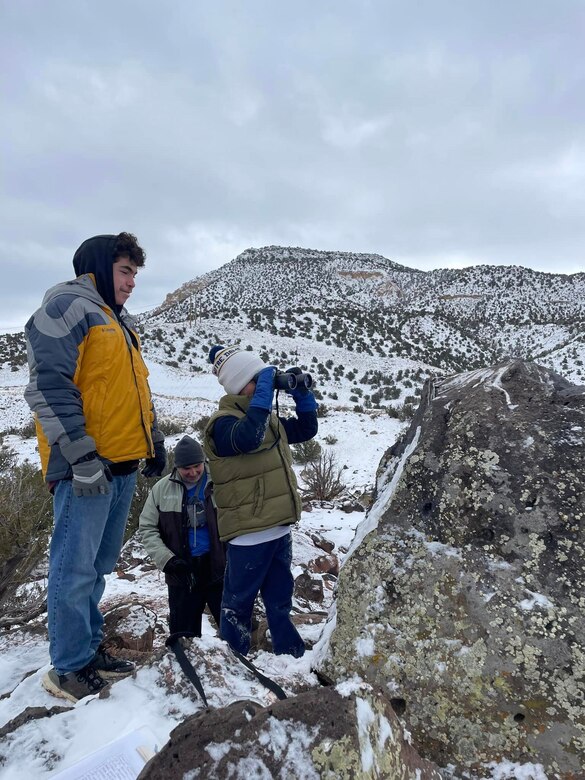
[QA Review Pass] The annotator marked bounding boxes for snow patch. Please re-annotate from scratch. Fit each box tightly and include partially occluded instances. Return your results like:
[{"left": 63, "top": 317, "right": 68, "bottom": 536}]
[{"left": 518, "top": 591, "right": 554, "bottom": 611}]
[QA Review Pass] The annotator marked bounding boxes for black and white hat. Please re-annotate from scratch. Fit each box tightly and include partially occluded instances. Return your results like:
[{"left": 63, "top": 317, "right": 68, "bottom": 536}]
[{"left": 209, "top": 345, "right": 265, "bottom": 395}]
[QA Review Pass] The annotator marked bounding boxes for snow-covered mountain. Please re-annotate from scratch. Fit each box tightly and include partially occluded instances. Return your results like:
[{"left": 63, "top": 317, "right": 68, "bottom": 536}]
[
  {"left": 139, "top": 245, "right": 585, "bottom": 409},
  {"left": 1, "top": 246, "right": 583, "bottom": 426}
]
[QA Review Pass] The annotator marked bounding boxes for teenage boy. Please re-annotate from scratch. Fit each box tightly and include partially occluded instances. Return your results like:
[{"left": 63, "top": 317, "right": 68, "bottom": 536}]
[{"left": 24, "top": 232, "right": 166, "bottom": 702}]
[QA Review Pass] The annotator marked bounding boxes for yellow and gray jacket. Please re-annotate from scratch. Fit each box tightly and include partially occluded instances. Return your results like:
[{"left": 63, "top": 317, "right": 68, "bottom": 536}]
[{"left": 25, "top": 274, "right": 158, "bottom": 482}]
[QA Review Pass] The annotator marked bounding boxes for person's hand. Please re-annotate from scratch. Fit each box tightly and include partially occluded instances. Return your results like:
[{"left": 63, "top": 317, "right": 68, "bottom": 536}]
[
  {"left": 286, "top": 367, "right": 318, "bottom": 412},
  {"left": 71, "top": 455, "right": 112, "bottom": 497},
  {"left": 142, "top": 439, "right": 166, "bottom": 477},
  {"left": 163, "top": 556, "right": 190, "bottom": 582},
  {"left": 250, "top": 366, "right": 277, "bottom": 412}
]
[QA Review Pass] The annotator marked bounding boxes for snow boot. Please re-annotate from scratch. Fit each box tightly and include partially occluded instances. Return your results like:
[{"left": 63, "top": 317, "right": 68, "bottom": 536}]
[
  {"left": 89, "top": 644, "right": 135, "bottom": 677},
  {"left": 42, "top": 664, "right": 110, "bottom": 703}
]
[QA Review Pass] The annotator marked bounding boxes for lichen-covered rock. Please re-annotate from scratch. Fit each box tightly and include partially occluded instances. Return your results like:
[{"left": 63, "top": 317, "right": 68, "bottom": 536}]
[
  {"left": 138, "top": 684, "right": 442, "bottom": 779},
  {"left": 318, "top": 360, "right": 585, "bottom": 777}
]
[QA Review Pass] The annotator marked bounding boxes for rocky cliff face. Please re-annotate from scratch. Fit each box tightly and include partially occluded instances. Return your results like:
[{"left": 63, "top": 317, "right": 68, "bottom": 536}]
[{"left": 318, "top": 360, "right": 585, "bottom": 776}]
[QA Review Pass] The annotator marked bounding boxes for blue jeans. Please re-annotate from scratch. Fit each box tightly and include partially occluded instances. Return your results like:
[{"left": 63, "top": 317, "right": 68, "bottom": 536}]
[
  {"left": 220, "top": 534, "right": 305, "bottom": 658},
  {"left": 48, "top": 473, "right": 137, "bottom": 674}
]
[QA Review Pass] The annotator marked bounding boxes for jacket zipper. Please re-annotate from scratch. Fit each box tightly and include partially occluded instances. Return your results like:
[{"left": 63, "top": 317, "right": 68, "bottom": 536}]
[{"left": 119, "top": 317, "right": 154, "bottom": 457}]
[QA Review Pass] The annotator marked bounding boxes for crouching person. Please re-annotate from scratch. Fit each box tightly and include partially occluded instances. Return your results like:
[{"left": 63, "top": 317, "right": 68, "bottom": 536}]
[
  {"left": 139, "top": 436, "right": 225, "bottom": 636},
  {"left": 204, "top": 345, "right": 319, "bottom": 659}
]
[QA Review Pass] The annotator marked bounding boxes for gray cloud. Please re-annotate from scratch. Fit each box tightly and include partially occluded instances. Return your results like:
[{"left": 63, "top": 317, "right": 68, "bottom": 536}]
[{"left": 1, "top": 0, "right": 584, "bottom": 328}]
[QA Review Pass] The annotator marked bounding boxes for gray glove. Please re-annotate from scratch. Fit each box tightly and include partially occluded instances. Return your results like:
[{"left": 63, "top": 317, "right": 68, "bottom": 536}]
[{"left": 71, "top": 456, "right": 112, "bottom": 497}]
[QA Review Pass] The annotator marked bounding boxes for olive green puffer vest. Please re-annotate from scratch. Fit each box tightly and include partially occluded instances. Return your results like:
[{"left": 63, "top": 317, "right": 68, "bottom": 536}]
[{"left": 203, "top": 395, "right": 302, "bottom": 542}]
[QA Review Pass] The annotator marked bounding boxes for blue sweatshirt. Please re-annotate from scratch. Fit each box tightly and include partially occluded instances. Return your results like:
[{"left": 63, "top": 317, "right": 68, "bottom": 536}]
[{"left": 213, "top": 406, "right": 318, "bottom": 457}]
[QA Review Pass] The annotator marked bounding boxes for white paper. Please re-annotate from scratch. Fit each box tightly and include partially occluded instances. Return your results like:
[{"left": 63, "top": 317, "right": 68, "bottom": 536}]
[{"left": 50, "top": 726, "right": 159, "bottom": 780}]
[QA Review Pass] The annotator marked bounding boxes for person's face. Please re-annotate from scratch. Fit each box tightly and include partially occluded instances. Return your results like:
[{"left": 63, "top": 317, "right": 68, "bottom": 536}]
[
  {"left": 177, "top": 463, "right": 205, "bottom": 482},
  {"left": 112, "top": 255, "right": 138, "bottom": 306},
  {"left": 240, "top": 380, "right": 256, "bottom": 398}
]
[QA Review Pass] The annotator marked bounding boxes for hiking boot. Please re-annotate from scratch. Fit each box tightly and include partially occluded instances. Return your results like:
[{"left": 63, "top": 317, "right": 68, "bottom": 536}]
[
  {"left": 89, "top": 644, "right": 135, "bottom": 677},
  {"left": 42, "top": 665, "right": 110, "bottom": 703}
]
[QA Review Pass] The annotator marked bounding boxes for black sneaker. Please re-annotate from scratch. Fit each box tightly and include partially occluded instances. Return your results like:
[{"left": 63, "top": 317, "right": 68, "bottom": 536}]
[
  {"left": 42, "top": 665, "right": 110, "bottom": 703},
  {"left": 89, "top": 644, "right": 135, "bottom": 677}
]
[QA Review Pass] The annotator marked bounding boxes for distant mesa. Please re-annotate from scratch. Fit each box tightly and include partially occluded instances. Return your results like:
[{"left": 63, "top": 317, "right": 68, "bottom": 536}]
[{"left": 2, "top": 244, "right": 584, "bottom": 391}]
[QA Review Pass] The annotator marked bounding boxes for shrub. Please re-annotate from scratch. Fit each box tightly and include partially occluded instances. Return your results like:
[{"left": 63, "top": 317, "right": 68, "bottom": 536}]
[
  {"left": 291, "top": 439, "right": 322, "bottom": 464},
  {"left": 5, "top": 418, "right": 37, "bottom": 439},
  {"left": 316, "top": 403, "right": 329, "bottom": 418},
  {"left": 157, "top": 418, "right": 185, "bottom": 436},
  {"left": 397, "top": 402, "right": 416, "bottom": 421},
  {"left": 125, "top": 470, "right": 157, "bottom": 542},
  {"left": 301, "top": 451, "right": 345, "bottom": 502},
  {"left": 0, "top": 439, "right": 16, "bottom": 472},
  {"left": 0, "top": 457, "right": 54, "bottom": 613},
  {"left": 193, "top": 414, "right": 211, "bottom": 436}
]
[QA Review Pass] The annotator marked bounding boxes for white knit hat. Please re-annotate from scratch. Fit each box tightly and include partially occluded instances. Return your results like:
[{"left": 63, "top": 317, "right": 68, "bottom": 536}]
[{"left": 210, "top": 345, "right": 265, "bottom": 395}]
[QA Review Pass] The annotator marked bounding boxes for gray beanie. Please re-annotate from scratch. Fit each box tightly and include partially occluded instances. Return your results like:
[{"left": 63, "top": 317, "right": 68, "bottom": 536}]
[{"left": 174, "top": 436, "right": 204, "bottom": 467}]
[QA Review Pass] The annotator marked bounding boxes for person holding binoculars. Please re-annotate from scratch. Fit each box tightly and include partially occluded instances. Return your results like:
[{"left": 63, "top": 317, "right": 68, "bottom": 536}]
[{"left": 203, "top": 344, "right": 319, "bottom": 658}]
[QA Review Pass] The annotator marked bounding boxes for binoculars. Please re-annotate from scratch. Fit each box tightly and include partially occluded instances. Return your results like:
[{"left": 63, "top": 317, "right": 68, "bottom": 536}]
[{"left": 274, "top": 370, "right": 313, "bottom": 391}]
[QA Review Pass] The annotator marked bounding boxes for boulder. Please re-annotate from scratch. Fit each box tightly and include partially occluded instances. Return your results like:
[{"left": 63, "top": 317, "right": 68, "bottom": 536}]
[
  {"left": 341, "top": 500, "right": 366, "bottom": 514},
  {"left": 294, "top": 570, "right": 325, "bottom": 605},
  {"left": 310, "top": 531, "right": 335, "bottom": 553},
  {"left": 138, "top": 685, "right": 442, "bottom": 779},
  {"left": 103, "top": 603, "right": 159, "bottom": 652},
  {"left": 318, "top": 361, "right": 585, "bottom": 776},
  {"left": 308, "top": 553, "right": 339, "bottom": 577}
]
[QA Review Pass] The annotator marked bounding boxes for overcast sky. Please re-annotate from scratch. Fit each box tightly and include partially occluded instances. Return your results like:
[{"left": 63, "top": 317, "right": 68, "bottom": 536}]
[{"left": 2, "top": 1, "right": 584, "bottom": 330}]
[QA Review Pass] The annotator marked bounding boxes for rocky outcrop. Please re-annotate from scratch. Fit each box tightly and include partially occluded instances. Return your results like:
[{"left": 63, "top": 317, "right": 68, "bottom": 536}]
[
  {"left": 103, "top": 603, "right": 160, "bottom": 652},
  {"left": 317, "top": 360, "right": 585, "bottom": 777},
  {"left": 138, "top": 684, "right": 442, "bottom": 779}
]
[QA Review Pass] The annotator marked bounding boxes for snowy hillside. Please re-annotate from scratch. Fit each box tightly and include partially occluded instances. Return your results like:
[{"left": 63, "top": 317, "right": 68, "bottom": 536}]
[
  {"left": 1, "top": 247, "right": 583, "bottom": 411},
  {"left": 143, "top": 245, "right": 585, "bottom": 390},
  {"left": 0, "top": 245, "right": 583, "bottom": 469}
]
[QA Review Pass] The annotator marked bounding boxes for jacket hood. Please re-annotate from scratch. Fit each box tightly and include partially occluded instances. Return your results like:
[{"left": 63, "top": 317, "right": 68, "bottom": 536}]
[{"left": 72, "top": 235, "right": 119, "bottom": 313}]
